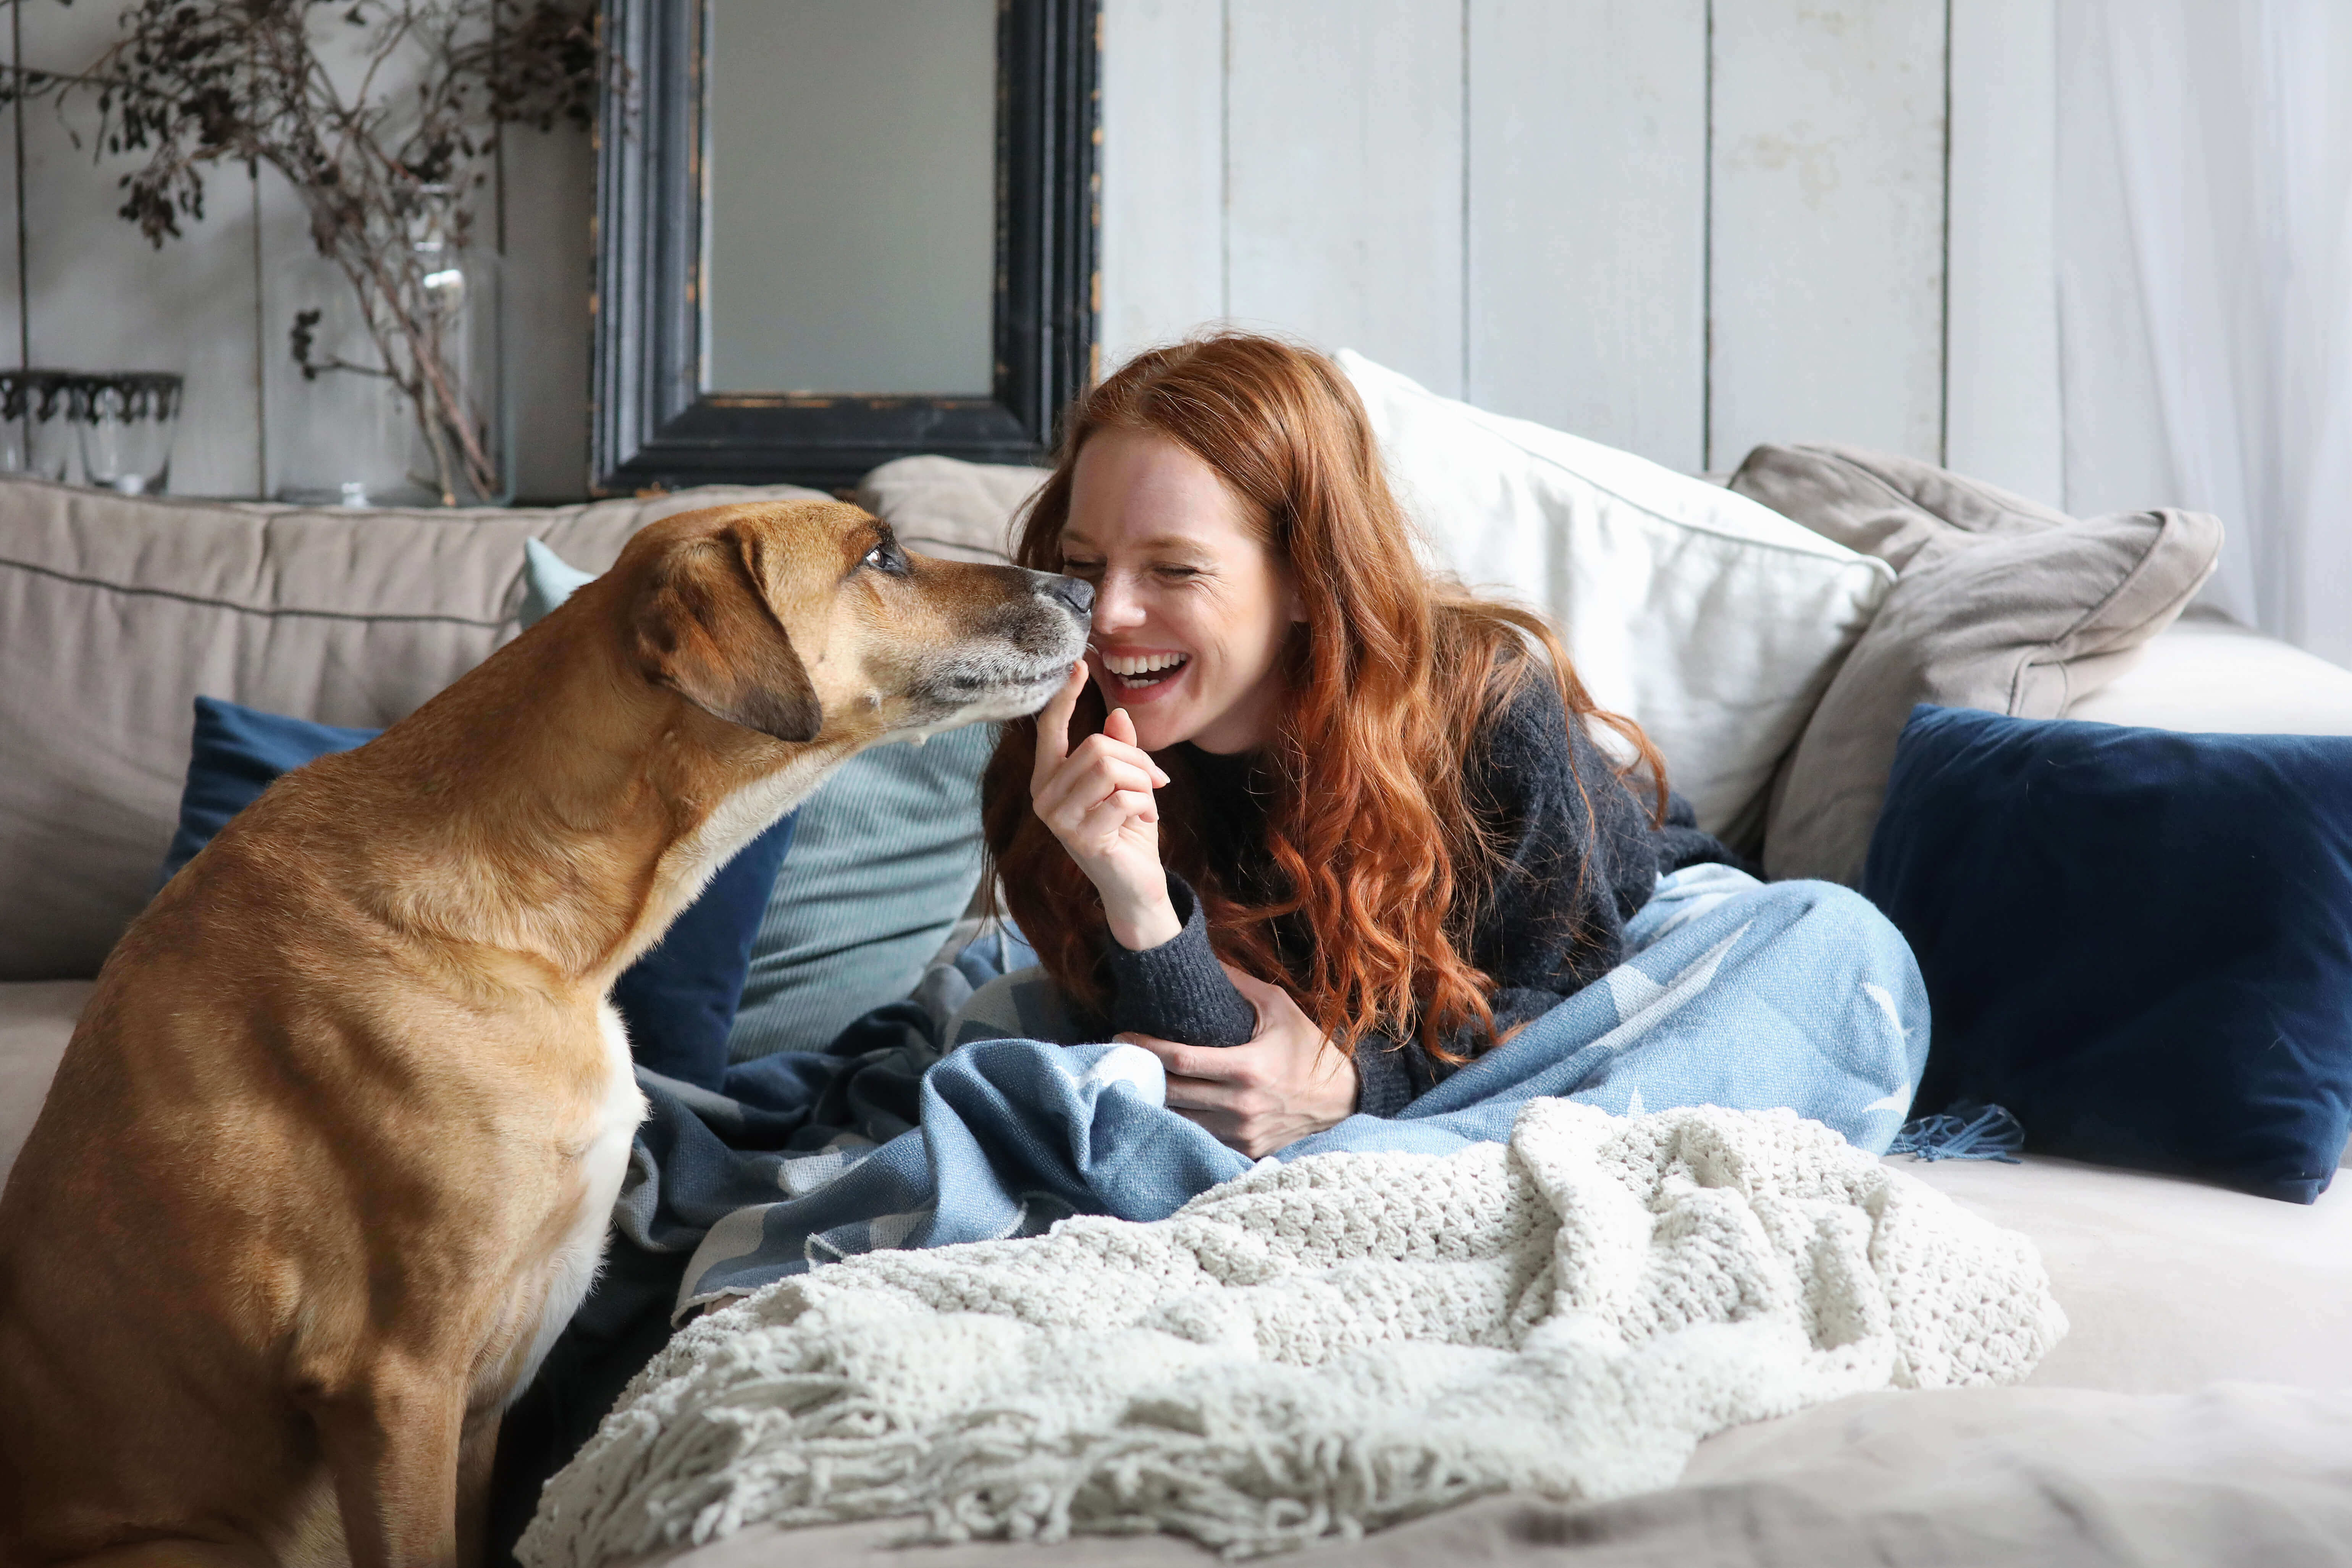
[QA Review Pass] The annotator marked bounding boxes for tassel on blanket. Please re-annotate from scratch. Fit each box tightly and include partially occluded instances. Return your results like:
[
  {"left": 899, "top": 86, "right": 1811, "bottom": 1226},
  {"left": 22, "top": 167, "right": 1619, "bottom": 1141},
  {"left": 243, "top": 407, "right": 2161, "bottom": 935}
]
[{"left": 1890, "top": 1101, "right": 2026, "bottom": 1163}]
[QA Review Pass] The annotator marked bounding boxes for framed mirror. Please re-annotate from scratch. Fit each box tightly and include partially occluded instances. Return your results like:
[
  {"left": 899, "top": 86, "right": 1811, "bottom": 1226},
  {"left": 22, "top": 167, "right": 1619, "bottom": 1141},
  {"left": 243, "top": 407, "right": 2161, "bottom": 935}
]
[{"left": 593, "top": 0, "right": 1099, "bottom": 494}]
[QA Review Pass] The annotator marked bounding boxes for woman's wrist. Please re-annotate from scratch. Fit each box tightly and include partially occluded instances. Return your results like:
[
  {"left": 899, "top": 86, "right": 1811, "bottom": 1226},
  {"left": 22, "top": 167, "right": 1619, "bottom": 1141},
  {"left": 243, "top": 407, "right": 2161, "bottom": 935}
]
[{"left": 1102, "top": 875, "right": 1181, "bottom": 951}]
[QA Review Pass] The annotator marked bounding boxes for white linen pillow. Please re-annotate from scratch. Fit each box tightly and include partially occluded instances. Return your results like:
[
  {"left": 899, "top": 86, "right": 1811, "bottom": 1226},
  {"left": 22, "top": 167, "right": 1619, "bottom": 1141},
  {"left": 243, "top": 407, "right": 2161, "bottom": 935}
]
[{"left": 1338, "top": 350, "right": 1894, "bottom": 842}]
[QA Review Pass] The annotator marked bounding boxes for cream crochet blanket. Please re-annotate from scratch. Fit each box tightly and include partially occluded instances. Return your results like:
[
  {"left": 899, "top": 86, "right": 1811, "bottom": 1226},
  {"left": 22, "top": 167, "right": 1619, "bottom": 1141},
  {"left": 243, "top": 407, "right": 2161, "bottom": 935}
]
[{"left": 521, "top": 1102, "right": 2066, "bottom": 1565}]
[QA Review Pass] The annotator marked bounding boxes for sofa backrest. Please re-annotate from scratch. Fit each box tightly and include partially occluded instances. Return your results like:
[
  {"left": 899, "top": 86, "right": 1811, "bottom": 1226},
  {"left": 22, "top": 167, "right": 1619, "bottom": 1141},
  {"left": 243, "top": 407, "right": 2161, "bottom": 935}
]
[{"left": 0, "top": 477, "right": 825, "bottom": 981}]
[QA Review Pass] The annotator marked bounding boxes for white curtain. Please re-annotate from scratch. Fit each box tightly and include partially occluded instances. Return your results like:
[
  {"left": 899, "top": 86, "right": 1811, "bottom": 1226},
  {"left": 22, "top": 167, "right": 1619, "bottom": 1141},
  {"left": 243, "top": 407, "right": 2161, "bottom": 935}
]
[{"left": 2058, "top": 0, "right": 2352, "bottom": 667}]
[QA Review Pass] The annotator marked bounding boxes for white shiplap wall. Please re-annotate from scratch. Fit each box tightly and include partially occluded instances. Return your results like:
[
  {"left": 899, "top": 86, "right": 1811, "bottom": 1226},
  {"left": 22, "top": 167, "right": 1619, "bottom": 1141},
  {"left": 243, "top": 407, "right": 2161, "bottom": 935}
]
[
  {"left": 1103, "top": 0, "right": 2068, "bottom": 502},
  {"left": 14, "top": 0, "right": 2066, "bottom": 505}
]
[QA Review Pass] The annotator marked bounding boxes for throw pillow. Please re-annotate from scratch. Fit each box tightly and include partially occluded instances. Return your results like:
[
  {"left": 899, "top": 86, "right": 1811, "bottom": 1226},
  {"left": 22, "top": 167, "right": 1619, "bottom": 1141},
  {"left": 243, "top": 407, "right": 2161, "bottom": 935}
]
[
  {"left": 854, "top": 454, "right": 1047, "bottom": 564},
  {"left": 727, "top": 723, "right": 995, "bottom": 1059},
  {"left": 1337, "top": 351, "right": 1893, "bottom": 850},
  {"left": 158, "top": 699, "right": 377, "bottom": 886},
  {"left": 157, "top": 695, "right": 793, "bottom": 1092},
  {"left": 522, "top": 537, "right": 598, "bottom": 623},
  {"left": 1864, "top": 703, "right": 2352, "bottom": 1203},
  {"left": 523, "top": 538, "right": 1000, "bottom": 1062},
  {"left": 1730, "top": 443, "right": 2223, "bottom": 885}
]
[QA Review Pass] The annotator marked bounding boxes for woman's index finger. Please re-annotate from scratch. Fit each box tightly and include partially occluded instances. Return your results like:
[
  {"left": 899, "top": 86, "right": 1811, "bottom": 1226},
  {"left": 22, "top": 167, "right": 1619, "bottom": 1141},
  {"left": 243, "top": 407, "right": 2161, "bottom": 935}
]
[{"left": 1032, "top": 659, "right": 1088, "bottom": 778}]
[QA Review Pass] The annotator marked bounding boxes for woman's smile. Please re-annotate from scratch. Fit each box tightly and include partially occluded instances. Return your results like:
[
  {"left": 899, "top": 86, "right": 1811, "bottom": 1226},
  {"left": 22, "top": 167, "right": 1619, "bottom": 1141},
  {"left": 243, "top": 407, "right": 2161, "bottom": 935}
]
[{"left": 1093, "top": 645, "right": 1194, "bottom": 702}]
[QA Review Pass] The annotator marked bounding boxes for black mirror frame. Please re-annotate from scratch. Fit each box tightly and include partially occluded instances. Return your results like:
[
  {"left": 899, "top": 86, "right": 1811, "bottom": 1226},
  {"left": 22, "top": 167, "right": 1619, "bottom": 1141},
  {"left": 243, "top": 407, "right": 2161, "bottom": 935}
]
[{"left": 592, "top": 0, "right": 1100, "bottom": 495}]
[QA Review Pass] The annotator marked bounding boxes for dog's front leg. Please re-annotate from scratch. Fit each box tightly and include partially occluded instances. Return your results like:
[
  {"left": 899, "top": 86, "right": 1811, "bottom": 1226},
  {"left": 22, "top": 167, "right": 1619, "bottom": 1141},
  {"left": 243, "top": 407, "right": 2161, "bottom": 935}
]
[
  {"left": 453, "top": 1408, "right": 503, "bottom": 1568},
  {"left": 310, "top": 1376, "right": 465, "bottom": 1568}
]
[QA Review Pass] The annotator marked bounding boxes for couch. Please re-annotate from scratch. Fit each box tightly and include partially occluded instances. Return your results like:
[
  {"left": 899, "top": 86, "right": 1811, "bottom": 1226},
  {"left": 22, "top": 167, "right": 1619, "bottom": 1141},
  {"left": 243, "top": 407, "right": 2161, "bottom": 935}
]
[{"left": 8, "top": 451, "right": 2352, "bottom": 1564}]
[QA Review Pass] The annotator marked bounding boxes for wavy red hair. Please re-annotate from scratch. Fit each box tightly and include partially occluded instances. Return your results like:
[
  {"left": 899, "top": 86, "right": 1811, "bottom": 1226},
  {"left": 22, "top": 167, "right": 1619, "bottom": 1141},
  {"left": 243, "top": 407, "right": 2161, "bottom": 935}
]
[{"left": 982, "top": 333, "right": 1664, "bottom": 1062}]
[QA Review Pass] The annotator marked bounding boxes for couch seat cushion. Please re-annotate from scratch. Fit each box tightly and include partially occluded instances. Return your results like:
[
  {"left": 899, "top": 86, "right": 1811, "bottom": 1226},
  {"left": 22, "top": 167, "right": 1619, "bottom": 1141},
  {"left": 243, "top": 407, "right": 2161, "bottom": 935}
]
[
  {"left": 8, "top": 976, "right": 2348, "bottom": 1398},
  {"left": 632, "top": 1383, "right": 2352, "bottom": 1568},
  {"left": 1905, "top": 1152, "right": 2352, "bottom": 1392}
]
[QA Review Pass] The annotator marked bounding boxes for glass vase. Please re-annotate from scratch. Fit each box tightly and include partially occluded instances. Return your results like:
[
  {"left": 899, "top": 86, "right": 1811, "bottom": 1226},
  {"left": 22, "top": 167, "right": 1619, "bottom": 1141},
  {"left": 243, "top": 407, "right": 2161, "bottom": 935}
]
[
  {"left": 0, "top": 370, "right": 76, "bottom": 481},
  {"left": 75, "top": 372, "right": 183, "bottom": 495},
  {"left": 403, "top": 185, "right": 510, "bottom": 507},
  {"left": 276, "top": 185, "right": 510, "bottom": 508}
]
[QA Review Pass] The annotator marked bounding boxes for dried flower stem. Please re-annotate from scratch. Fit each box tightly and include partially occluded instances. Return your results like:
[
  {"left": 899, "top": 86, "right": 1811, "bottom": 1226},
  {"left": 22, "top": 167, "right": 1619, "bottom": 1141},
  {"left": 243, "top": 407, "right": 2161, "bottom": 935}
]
[{"left": 2, "top": 0, "right": 607, "bottom": 503}]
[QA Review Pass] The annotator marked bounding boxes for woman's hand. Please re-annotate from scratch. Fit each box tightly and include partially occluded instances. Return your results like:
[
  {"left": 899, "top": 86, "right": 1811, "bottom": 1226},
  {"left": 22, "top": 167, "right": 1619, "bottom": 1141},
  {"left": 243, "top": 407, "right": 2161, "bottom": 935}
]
[
  {"left": 1031, "top": 660, "right": 1181, "bottom": 950},
  {"left": 1119, "top": 966, "right": 1359, "bottom": 1158}
]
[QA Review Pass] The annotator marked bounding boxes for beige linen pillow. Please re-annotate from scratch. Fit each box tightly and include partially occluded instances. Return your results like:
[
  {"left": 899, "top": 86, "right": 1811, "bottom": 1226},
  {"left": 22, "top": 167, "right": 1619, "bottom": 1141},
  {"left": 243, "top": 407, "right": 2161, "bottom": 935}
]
[
  {"left": 1730, "top": 444, "right": 2223, "bottom": 886},
  {"left": 855, "top": 454, "right": 1048, "bottom": 564},
  {"left": 0, "top": 477, "right": 826, "bottom": 981}
]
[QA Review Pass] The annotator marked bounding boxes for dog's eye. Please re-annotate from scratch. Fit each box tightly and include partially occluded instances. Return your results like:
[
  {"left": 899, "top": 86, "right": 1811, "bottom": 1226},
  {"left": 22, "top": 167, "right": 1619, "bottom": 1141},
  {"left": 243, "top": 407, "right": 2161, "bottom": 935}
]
[{"left": 863, "top": 544, "right": 904, "bottom": 575}]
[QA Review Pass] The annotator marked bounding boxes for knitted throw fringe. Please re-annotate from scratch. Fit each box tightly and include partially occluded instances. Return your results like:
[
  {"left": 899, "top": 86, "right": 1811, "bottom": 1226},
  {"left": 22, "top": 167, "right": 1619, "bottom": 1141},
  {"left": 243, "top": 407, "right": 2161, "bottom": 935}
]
[{"left": 519, "top": 1102, "right": 2068, "bottom": 1567}]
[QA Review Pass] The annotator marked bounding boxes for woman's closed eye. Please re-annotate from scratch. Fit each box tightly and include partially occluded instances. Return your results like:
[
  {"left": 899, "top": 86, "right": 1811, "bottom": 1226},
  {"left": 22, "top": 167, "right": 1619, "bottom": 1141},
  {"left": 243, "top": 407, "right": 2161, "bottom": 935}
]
[{"left": 1057, "top": 555, "right": 1210, "bottom": 586}]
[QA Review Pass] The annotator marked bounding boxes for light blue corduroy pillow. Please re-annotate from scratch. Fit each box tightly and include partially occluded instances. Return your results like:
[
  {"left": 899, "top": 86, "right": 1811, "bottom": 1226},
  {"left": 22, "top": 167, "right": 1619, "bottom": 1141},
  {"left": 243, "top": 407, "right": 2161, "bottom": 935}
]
[{"left": 520, "top": 539, "right": 993, "bottom": 1061}]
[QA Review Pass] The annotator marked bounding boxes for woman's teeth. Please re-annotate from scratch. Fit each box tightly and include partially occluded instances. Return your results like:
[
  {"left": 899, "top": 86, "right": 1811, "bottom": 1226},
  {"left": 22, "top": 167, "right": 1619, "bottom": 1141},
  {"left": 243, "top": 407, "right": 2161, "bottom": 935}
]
[{"left": 1103, "top": 651, "right": 1189, "bottom": 688}]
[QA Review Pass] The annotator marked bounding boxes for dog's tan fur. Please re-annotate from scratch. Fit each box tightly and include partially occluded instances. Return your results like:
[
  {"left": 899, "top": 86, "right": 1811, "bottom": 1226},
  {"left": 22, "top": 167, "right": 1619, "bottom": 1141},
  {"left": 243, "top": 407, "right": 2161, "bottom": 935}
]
[{"left": 0, "top": 501, "right": 1088, "bottom": 1568}]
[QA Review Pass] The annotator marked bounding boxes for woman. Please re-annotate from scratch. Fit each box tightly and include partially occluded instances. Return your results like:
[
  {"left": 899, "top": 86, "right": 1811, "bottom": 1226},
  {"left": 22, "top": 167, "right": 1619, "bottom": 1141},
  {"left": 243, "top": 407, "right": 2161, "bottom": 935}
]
[{"left": 981, "top": 333, "right": 1743, "bottom": 1156}]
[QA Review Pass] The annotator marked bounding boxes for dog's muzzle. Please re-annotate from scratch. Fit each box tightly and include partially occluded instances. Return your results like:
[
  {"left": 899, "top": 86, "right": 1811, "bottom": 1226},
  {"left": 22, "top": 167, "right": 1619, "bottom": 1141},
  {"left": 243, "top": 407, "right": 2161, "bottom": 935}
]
[{"left": 911, "top": 570, "right": 1093, "bottom": 720}]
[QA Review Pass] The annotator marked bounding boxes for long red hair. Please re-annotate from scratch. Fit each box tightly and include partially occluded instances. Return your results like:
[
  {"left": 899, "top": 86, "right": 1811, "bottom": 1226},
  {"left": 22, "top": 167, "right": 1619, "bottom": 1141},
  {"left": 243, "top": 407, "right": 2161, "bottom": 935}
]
[{"left": 982, "top": 334, "right": 1664, "bottom": 1061}]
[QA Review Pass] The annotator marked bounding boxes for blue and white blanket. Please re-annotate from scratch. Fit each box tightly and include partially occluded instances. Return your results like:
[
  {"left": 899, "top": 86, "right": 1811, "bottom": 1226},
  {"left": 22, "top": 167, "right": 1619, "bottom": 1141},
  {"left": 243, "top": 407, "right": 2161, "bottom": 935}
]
[{"left": 611, "top": 865, "right": 1929, "bottom": 1320}]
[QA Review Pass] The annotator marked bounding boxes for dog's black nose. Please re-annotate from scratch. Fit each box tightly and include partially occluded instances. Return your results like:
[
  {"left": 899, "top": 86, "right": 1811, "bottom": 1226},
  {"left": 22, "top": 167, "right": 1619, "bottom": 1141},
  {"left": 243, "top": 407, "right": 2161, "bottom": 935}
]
[{"left": 1042, "top": 575, "right": 1094, "bottom": 616}]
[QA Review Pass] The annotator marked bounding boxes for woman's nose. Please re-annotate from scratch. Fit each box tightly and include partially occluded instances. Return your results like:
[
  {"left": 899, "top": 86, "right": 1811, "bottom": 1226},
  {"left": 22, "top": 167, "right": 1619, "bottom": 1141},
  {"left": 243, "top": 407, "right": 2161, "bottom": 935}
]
[{"left": 1092, "top": 572, "right": 1147, "bottom": 632}]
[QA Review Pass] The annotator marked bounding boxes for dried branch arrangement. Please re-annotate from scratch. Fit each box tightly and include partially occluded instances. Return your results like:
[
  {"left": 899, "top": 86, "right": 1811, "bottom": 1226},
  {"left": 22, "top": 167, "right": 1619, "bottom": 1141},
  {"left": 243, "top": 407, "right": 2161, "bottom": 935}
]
[{"left": 5, "top": 0, "right": 606, "bottom": 502}]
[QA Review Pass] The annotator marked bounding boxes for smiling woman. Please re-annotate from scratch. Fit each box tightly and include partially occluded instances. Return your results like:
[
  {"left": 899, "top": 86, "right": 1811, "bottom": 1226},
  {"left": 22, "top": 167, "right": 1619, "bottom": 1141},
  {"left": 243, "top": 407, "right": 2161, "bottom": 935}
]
[
  {"left": 979, "top": 334, "right": 1745, "bottom": 1154},
  {"left": 1060, "top": 429, "right": 1305, "bottom": 756}
]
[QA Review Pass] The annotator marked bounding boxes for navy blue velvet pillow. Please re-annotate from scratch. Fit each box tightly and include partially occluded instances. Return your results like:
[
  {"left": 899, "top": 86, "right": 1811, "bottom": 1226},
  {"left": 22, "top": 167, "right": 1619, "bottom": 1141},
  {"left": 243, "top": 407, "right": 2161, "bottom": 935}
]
[
  {"left": 1863, "top": 703, "right": 2352, "bottom": 1203},
  {"left": 158, "top": 699, "right": 380, "bottom": 885},
  {"left": 159, "top": 696, "right": 795, "bottom": 1092}
]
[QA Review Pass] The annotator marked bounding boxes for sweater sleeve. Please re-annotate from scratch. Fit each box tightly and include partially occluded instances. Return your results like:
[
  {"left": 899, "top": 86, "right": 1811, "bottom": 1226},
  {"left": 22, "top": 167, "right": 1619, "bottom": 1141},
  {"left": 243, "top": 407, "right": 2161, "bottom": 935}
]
[{"left": 1101, "top": 872, "right": 1258, "bottom": 1047}]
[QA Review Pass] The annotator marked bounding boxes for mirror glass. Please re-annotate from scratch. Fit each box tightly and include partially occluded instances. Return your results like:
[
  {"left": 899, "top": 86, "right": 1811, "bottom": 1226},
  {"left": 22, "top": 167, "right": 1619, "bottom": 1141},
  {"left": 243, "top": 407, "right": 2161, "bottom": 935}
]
[{"left": 704, "top": 0, "right": 998, "bottom": 396}]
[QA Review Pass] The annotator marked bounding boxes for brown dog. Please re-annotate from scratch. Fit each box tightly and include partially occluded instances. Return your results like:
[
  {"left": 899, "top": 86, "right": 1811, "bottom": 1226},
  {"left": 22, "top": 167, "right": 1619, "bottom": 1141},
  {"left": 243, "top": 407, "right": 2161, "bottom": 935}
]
[{"left": 0, "top": 501, "right": 1090, "bottom": 1568}]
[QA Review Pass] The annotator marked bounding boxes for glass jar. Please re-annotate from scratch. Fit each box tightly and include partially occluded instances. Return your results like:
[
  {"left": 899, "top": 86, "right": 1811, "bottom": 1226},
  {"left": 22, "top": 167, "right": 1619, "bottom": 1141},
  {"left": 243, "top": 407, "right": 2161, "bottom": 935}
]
[
  {"left": 0, "top": 369, "right": 77, "bottom": 482},
  {"left": 74, "top": 372, "right": 183, "bottom": 495}
]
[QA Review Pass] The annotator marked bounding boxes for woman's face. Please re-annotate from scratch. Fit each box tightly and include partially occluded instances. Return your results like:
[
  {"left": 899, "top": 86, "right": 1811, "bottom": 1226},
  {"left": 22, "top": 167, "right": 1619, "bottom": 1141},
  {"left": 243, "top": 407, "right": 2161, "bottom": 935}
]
[{"left": 1059, "top": 429, "right": 1304, "bottom": 755}]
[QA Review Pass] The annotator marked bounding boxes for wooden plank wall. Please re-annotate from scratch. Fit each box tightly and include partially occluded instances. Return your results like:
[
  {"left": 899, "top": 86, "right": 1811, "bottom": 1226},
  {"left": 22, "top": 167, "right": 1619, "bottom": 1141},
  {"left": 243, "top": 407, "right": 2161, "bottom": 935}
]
[
  {"left": 11, "top": 0, "right": 2068, "bottom": 506},
  {"left": 1102, "top": 0, "right": 2068, "bottom": 501}
]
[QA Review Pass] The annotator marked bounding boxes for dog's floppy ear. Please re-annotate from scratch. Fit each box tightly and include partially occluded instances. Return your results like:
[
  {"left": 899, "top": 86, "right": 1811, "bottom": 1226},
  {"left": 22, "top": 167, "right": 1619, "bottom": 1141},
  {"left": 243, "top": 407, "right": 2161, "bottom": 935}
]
[{"left": 631, "top": 527, "right": 822, "bottom": 742}]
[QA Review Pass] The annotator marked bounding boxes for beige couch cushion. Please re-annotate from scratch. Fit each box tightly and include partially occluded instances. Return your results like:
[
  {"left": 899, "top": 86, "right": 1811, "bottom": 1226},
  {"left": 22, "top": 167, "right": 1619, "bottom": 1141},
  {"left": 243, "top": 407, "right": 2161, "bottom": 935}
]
[
  {"left": 2066, "top": 603, "right": 2352, "bottom": 734},
  {"left": 1728, "top": 444, "right": 2223, "bottom": 885},
  {"left": 0, "top": 477, "right": 825, "bottom": 981},
  {"left": 1904, "top": 1153, "right": 2352, "bottom": 1393},
  {"left": 853, "top": 455, "right": 1047, "bottom": 564},
  {"left": 647, "top": 1383, "right": 2352, "bottom": 1568}
]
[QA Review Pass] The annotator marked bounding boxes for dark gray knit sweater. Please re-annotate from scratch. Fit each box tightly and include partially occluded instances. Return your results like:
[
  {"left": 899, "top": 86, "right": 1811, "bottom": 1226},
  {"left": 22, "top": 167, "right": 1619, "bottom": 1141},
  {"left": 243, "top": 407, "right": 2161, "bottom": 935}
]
[{"left": 1098, "top": 673, "right": 1735, "bottom": 1117}]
